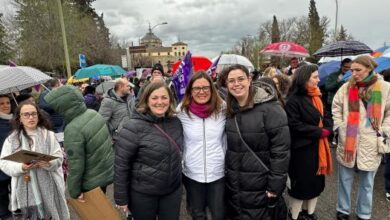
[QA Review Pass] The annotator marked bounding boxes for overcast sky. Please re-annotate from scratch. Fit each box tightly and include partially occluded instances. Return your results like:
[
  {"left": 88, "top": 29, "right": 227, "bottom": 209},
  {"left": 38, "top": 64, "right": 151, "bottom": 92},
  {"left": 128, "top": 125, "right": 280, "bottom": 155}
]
[{"left": 1, "top": 0, "right": 390, "bottom": 58}]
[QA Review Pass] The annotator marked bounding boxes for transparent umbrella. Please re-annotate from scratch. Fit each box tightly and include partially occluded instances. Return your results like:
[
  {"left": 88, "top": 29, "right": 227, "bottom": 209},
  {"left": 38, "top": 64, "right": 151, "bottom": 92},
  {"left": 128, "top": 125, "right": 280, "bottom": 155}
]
[
  {"left": 213, "top": 54, "right": 255, "bottom": 75},
  {"left": 0, "top": 65, "right": 52, "bottom": 94}
]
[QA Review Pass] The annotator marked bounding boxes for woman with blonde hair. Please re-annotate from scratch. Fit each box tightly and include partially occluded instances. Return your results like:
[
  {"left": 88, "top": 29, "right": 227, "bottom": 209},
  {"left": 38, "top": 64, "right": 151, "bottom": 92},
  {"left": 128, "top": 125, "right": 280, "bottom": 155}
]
[{"left": 333, "top": 55, "right": 390, "bottom": 220}]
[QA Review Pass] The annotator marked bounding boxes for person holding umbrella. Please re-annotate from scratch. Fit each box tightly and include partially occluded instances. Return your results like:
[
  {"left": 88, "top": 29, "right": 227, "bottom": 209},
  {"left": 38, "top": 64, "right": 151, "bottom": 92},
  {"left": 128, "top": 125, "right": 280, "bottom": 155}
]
[{"left": 332, "top": 56, "right": 390, "bottom": 220}]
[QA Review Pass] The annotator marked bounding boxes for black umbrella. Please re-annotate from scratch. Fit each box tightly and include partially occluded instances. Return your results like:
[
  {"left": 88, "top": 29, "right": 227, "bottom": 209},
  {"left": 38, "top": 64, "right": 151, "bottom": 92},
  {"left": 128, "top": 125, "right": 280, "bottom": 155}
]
[{"left": 313, "top": 40, "right": 373, "bottom": 57}]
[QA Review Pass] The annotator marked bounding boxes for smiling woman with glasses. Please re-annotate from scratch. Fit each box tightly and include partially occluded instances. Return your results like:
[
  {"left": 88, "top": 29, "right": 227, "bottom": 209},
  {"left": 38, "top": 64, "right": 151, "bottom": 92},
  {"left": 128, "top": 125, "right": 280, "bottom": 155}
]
[
  {"left": 0, "top": 101, "right": 69, "bottom": 219},
  {"left": 177, "top": 71, "right": 226, "bottom": 220},
  {"left": 220, "top": 64, "right": 290, "bottom": 219}
]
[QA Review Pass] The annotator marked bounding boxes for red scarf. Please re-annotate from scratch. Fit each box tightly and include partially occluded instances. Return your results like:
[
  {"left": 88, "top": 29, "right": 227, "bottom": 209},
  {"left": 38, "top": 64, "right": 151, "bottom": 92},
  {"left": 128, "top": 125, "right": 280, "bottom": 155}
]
[{"left": 306, "top": 85, "right": 333, "bottom": 175}]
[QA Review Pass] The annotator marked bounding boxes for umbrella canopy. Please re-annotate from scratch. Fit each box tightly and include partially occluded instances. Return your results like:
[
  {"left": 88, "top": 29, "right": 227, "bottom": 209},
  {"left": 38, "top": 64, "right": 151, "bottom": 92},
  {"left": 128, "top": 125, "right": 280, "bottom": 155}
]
[
  {"left": 371, "top": 45, "right": 390, "bottom": 58},
  {"left": 318, "top": 61, "right": 341, "bottom": 86},
  {"left": 313, "top": 40, "right": 373, "bottom": 57},
  {"left": 172, "top": 56, "right": 212, "bottom": 74},
  {"left": 95, "top": 80, "right": 135, "bottom": 95},
  {"left": 342, "top": 53, "right": 390, "bottom": 81},
  {"left": 260, "top": 42, "right": 309, "bottom": 57},
  {"left": 74, "top": 64, "right": 126, "bottom": 79},
  {"left": 67, "top": 75, "right": 89, "bottom": 84},
  {"left": 212, "top": 54, "right": 255, "bottom": 74},
  {"left": 124, "top": 70, "right": 137, "bottom": 78},
  {"left": 0, "top": 65, "right": 52, "bottom": 94}
]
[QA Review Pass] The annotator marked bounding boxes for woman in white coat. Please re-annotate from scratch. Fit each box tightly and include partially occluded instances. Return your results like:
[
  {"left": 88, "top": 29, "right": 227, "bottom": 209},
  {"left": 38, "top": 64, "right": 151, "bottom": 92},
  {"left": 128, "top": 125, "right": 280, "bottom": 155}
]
[
  {"left": 177, "top": 71, "right": 226, "bottom": 220},
  {"left": 332, "top": 55, "right": 390, "bottom": 220}
]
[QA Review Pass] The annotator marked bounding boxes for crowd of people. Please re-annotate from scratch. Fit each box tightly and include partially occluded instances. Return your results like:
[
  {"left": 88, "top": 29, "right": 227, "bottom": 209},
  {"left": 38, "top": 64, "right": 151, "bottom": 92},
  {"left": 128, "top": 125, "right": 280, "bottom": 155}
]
[{"left": 0, "top": 56, "right": 389, "bottom": 220}]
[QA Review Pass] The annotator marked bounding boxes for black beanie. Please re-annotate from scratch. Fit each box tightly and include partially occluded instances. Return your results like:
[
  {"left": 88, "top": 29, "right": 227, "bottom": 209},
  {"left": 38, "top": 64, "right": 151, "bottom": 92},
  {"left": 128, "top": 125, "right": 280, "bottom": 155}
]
[{"left": 152, "top": 63, "right": 164, "bottom": 75}]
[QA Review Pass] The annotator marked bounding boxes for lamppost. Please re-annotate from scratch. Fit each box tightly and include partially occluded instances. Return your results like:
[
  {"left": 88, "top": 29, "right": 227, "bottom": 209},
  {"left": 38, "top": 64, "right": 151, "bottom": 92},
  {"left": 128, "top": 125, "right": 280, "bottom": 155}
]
[
  {"left": 56, "top": 0, "right": 71, "bottom": 79},
  {"left": 149, "top": 21, "right": 168, "bottom": 33},
  {"left": 334, "top": 0, "right": 339, "bottom": 40}
]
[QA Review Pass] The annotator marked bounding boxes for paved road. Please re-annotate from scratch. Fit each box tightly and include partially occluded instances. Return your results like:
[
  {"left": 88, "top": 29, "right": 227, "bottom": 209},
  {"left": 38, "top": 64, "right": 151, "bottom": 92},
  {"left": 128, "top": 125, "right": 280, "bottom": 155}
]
[{"left": 68, "top": 149, "right": 390, "bottom": 219}]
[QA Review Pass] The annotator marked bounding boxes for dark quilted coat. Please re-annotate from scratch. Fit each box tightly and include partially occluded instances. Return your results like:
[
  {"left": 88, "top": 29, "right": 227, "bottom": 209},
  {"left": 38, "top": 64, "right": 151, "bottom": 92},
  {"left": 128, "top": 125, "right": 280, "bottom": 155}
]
[
  {"left": 114, "top": 110, "right": 183, "bottom": 206},
  {"left": 225, "top": 85, "right": 290, "bottom": 220},
  {"left": 44, "top": 85, "right": 114, "bottom": 198}
]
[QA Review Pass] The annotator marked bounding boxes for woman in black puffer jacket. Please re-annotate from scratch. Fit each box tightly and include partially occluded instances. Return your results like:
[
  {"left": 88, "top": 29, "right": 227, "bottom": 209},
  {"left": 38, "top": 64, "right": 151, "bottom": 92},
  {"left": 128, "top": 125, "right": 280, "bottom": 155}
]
[
  {"left": 114, "top": 81, "right": 183, "bottom": 220},
  {"left": 220, "top": 64, "right": 290, "bottom": 220}
]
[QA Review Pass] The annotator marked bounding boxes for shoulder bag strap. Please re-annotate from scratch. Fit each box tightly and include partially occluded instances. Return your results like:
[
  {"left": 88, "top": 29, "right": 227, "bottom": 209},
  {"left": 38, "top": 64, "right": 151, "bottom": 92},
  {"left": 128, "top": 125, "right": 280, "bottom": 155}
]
[
  {"left": 153, "top": 123, "right": 182, "bottom": 153},
  {"left": 234, "top": 115, "right": 269, "bottom": 172}
]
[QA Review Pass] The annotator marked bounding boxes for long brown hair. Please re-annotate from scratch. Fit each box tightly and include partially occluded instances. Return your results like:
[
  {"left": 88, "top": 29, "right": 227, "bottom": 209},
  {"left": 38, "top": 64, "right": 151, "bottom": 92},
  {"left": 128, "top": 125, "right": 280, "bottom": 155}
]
[
  {"left": 11, "top": 101, "right": 52, "bottom": 147},
  {"left": 137, "top": 81, "right": 176, "bottom": 117},
  {"left": 180, "top": 71, "right": 223, "bottom": 118},
  {"left": 220, "top": 64, "right": 254, "bottom": 117}
]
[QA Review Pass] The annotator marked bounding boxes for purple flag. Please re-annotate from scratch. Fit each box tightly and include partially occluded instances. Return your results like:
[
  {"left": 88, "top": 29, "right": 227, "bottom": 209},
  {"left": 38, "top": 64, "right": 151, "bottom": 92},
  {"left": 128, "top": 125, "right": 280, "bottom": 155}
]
[
  {"left": 206, "top": 54, "right": 221, "bottom": 78},
  {"left": 172, "top": 51, "right": 192, "bottom": 101}
]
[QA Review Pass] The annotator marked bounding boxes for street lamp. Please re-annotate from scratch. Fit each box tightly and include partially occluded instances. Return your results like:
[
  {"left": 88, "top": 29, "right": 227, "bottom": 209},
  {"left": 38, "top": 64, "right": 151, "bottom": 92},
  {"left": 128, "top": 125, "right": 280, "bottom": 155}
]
[
  {"left": 334, "top": 0, "right": 339, "bottom": 40},
  {"left": 149, "top": 21, "right": 168, "bottom": 33}
]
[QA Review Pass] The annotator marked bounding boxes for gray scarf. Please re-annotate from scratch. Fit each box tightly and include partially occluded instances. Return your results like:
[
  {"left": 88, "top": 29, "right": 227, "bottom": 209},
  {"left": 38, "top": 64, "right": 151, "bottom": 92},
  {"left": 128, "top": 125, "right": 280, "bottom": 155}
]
[{"left": 10, "top": 127, "right": 69, "bottom": 219}]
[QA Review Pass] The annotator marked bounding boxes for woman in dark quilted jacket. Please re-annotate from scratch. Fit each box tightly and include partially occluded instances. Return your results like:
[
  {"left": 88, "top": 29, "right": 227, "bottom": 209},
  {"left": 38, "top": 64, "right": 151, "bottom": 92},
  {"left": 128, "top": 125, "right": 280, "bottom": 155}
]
[
  {"left": 220, "top": 64, "right": 290, "bottom": 220},
  {"left": 114, "top": 81, "right": 183, "bottom": 220}
]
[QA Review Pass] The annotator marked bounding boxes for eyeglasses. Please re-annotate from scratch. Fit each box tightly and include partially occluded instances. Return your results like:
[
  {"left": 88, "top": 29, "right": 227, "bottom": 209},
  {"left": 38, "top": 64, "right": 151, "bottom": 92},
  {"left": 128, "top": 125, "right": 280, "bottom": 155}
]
[
  {"left": 192, "top": 86, "right": 211, "bottom": 93},
  {"left": 20, "top": 112, "right": 38, "bottom": 119},
  {"left": 226, "top": 77, "right": 248, "bottom": 85}
]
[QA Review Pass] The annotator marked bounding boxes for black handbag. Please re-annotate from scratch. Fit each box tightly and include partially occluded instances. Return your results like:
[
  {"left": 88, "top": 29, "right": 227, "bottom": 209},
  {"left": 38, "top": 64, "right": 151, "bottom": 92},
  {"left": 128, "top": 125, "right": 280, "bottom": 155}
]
[{"left": 234, "top": 116, "right": 287, "bottom": 220}]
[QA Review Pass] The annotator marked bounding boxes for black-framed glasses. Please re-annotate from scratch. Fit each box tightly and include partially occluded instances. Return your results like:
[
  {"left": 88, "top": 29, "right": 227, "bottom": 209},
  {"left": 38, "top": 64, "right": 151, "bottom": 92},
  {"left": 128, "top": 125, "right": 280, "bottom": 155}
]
[
  {"left": 192, "top": 86, "right": 211, "bottom": 93},
  {"left": 20, "top": 112, "right": 38, "bottom": 119}
]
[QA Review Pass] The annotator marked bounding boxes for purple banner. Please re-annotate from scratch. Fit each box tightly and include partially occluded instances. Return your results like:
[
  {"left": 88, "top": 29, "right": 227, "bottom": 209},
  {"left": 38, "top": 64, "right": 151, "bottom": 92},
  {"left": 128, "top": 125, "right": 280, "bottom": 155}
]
[{"left": 172, "top": 51, "right": 192, "bottom": 101}]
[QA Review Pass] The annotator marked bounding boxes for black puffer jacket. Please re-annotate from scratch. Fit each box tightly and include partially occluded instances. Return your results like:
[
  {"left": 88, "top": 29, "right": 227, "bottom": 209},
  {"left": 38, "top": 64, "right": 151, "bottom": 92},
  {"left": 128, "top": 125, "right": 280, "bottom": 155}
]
[
  {"left": 114, "top": 110, "right": 183, "bottom": 206},
  {"left": 225, "top": 84, "right": 290, "bottom": 220}
]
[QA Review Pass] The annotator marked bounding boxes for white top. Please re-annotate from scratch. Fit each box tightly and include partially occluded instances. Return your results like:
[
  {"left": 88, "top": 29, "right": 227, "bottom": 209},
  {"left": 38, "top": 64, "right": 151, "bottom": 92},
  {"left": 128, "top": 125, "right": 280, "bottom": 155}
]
[{"left": 177, "top": 103, "right": 227, "bottom": 183}]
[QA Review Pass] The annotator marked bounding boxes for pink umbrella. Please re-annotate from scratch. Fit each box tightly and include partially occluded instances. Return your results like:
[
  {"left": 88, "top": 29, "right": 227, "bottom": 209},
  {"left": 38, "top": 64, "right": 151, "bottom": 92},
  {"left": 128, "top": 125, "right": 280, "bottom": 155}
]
[{"left": 260, "top": 42, "right": 309, "bottom": 58}]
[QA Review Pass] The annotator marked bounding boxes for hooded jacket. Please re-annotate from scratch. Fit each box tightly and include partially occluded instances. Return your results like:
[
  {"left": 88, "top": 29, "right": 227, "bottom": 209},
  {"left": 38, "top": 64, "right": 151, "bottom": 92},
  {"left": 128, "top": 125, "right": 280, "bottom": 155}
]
[
  {"left": 99, "top": 88, "right": 135, "bottom": 136},
  {"left": 225, "top": 82, "right": 290, "bottom": 219},
  {"left": 114, "top": 110, "right": 183, "bottom": 206},
  {"left": 44, "top": 85, "right": 114, "bottom": 198}
]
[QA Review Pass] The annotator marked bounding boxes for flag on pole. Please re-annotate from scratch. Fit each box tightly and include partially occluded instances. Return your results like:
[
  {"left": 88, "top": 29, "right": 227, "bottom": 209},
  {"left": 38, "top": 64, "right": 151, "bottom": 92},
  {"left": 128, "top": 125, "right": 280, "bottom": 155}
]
[
  {"left": 207, "top": 54, "right": 221, "bottom": 78},
  {"left": 172, "top": 51, "right": 192, "bottom": 101}
]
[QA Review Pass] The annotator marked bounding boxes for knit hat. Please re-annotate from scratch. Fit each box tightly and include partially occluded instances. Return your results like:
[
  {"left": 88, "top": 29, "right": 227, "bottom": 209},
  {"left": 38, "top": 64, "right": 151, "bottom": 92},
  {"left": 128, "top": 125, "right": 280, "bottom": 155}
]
[{"left": 152, "top": 63, "right": 164, "bottom": 75}]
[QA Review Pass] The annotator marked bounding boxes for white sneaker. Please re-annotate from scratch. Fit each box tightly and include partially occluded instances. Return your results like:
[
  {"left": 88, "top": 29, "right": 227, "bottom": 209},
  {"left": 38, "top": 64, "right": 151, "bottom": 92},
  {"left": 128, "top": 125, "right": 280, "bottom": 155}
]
[{"left": 386, "top": 192, "right": 390, "bottom": 202}]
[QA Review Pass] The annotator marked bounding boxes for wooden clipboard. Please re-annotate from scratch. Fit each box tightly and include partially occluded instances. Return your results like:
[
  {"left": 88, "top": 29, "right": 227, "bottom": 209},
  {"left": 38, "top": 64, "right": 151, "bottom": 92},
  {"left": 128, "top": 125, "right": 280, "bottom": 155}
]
[
  {"left": 67, "top": 187, "right": 121, "bottom": 220},
  {"left": 1, "top": 149, "right": 58, "bottom": 164}
]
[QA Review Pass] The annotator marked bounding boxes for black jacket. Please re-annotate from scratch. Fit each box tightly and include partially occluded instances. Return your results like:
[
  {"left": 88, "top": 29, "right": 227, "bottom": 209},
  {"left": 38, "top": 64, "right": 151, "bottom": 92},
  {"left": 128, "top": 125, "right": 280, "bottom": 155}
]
[
  {"left": 225, "top": 85, "right": 290, "bottom": 219},
  {"left": 0, "top": 117, "right": 12, "bottom": 181},
  {"left": 114, "top": 110, "right": 183, "bottom": 206},
  {"left": 285, "top": 94, "right": 332, "bottom": 200}
]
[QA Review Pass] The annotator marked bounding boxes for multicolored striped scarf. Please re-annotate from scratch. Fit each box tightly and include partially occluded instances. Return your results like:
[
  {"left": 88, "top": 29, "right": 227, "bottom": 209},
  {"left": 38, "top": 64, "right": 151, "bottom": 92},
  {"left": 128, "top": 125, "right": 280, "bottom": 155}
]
[
  {"left": 345, "top": 72, "right": 381, "bottom": 162},
  {"left": 306, "top": 85, "right": 333, "bottom": 175}
]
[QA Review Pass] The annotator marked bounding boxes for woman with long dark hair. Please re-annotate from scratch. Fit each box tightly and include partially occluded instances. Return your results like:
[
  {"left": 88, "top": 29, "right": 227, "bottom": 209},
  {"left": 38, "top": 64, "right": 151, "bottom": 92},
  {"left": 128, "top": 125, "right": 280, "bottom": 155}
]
[
  {"left": 0, "top": 101, "right": 69, "bottom": 219},
  {"left": 285, "top": 64, "right": 333, "bottom": 220},
  {"left": 177, "top": 71, "right": 226, "bottom": 220},
  {"left": 220, "top": 64, "right": 290, "bottom": 219}
]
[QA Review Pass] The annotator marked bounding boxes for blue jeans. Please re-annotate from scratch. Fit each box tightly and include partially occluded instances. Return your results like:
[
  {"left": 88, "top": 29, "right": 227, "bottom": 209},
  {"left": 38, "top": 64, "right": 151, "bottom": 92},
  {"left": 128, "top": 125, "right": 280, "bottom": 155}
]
[
  {"left": 337, "top": 163, "right": 376, "bottom": 219},
  {"left": 385, "top": 154, "right": 390, "bottom": 193}
]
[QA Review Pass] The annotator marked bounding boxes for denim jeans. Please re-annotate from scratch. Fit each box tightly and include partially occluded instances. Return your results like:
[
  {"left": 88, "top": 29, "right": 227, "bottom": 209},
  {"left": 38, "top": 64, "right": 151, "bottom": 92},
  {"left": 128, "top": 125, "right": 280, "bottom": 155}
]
[
  {"left": 129, "top": 186, "right": 182, "bottom": 220},
  {"left": 337, "top": 163, "right": 377, "bottom": 219},
  {"left": 183, "top": 175, "right": 225, "bottom": 220},
  {"left": 385, "top": 154, "right": 390, "bottom": 193}
]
